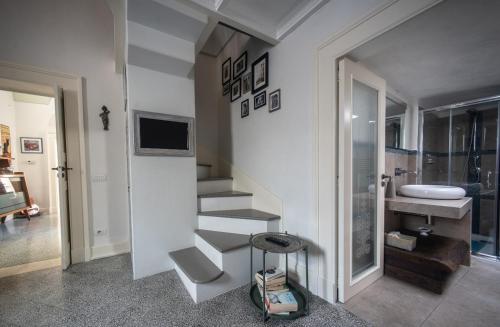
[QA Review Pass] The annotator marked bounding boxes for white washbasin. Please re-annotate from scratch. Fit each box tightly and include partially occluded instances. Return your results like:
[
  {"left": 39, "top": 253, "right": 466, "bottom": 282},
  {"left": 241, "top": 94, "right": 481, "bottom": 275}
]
[{"left": 399, "top": 184, "right": 466, "bottom": 200}]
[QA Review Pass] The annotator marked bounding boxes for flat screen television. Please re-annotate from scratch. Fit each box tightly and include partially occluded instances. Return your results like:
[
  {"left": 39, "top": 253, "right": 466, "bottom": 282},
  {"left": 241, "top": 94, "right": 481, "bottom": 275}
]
[{"left": 134, "top": 110, "right": 195, "bottom": 156}]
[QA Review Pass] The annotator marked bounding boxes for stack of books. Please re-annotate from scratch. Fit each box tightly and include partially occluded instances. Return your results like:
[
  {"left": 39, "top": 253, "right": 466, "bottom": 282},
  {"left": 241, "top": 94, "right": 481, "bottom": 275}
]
[{"left": 255, "top": 268, "right": 298, "bottom": 315}]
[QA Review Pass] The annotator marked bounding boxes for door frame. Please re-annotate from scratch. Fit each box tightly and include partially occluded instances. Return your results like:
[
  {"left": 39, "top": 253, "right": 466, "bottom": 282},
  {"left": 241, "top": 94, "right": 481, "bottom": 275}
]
[
  {"left": 314, "top": 0, "right": 442, "bottom": 303},
  {"left": 0, "top": 61, "right": 91, "bottom": 263}
]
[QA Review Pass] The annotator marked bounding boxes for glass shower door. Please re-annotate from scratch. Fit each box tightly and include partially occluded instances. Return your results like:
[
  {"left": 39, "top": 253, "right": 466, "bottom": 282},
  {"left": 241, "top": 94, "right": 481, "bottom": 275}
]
[{"left": 420, "top": 100, "right": 500, "bottom": 257}]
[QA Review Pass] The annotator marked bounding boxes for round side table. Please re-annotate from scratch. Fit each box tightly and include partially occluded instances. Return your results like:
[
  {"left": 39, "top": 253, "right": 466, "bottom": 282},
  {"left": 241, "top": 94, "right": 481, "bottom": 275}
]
[{"left": 249, "top": 232, "right": 309, "bottom": 321}]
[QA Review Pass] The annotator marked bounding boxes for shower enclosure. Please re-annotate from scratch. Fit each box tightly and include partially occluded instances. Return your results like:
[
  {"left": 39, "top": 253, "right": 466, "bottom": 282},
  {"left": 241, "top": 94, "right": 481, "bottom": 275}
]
[{"left": 418, "top": 96, "right": 500, "bottom": 258}]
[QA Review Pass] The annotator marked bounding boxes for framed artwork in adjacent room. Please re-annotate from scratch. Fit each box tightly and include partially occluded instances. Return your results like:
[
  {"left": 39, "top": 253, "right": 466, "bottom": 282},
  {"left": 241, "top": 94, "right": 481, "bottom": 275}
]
[
  {"left": 231, "top": 79, "right": 241, "bottom": 102},
  {"left": 222, "top": 57, "right": 231, "bottom": 85},
  {"left": 251, "top": 52, "right": 269, "bottom": 94},
  {"left": 241, "top": 99, "right": 249, "bottom": 118},
  {"left": 254, "top": 90, "right": 266, "bottom": 109},
  {"left": 269, "top": 89, "right": 281, "bottom": 112},
  {"left": 223, "top": 82, "right": 230, "bottom": 96},
  {"left": 20, "top": 137, "right": 43, "bottom": 154},
  {"left": 242, "top": 72, "right": 251, "bottom": 94},
  {"left": 233, "top": 51, "right": 247, "bottom": 79}
]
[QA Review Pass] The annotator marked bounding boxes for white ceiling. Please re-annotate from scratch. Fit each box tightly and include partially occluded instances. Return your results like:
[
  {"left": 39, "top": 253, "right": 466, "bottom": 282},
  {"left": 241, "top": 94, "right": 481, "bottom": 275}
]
[
  {"left": 13, "top": 92, "right": 53, "bottom": 105},
  {"left": 349, "top": 0, "right": 500, "bottom": 109},
  {"left": 181, "top": 0, "right": 329, "bottom": 44}
]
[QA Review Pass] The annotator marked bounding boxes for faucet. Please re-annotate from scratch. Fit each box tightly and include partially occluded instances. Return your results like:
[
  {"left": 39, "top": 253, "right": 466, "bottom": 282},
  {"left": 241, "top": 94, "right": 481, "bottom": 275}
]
[{"left": 395, "top": 167, "right": 418, "bottom": 177}]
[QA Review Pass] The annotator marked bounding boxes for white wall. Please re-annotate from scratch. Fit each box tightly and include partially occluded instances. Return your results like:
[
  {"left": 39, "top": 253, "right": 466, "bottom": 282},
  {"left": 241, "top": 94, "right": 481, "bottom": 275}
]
[
  {"left": 0, "top": 90, "right": 17, "bottom": 167},
  {"left": 194, "top": 54, "right": 219, "bottom": 173},
  {"left": 0, "top": 0, "right": 129, "bottom": 253},
  {"left": 210, "top": 0, "right": 389, "bottom": 297},
  {"left": 14, "top": 99, "right": 56, "bottom": 212},
  {"left": 127, "top": 64, "right": 197, "bottom": 279}
]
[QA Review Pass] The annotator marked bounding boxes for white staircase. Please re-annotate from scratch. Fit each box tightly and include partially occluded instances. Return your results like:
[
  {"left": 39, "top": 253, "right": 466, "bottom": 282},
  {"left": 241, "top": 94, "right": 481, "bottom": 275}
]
[{"left": 169, "top": 163, "right": 280, "bottom": 303}]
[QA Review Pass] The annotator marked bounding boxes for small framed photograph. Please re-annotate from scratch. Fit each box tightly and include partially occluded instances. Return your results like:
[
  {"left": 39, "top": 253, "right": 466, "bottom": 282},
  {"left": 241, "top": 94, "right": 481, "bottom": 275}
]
[
  {"left": 251, "top": 52, "right": 269, "bottom": 94},
  {"left": 254, "top": 91, "right": 266, "bottom": 109},
  {"left": 242, "top": 72, "right": 251, "bottom": 94},
  {"left": 20, "top": 137, "right": 43, "bottom": 154},
  {"left": 241, "top": 99, "right": 249, "bottom": 118},
  {"left": 233, "top": 51, "right": 247, "bottom": 79},
  {"left": 223, "top": 82, "right": 230, "bottom": 96},
  {"left": 231, "top": 79, "right": 241, "bottom": 102},
  {"left": 269, "top": 89, "right": 281, "bottom": 112},
  {"left": 222, "top": 57, "right": 231, "bottom": 85}
]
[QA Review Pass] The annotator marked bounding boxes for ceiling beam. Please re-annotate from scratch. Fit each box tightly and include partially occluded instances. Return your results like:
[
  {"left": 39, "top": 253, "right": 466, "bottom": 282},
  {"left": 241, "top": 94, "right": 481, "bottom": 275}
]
[{"left": 276, "top": 0, "right": 329, "bottom": 40}]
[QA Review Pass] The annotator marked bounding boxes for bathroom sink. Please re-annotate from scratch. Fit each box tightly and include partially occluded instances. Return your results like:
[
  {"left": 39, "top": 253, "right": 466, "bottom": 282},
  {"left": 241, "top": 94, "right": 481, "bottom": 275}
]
[{"left": 399, "top": 185, "right": 466, "bottom": 200}]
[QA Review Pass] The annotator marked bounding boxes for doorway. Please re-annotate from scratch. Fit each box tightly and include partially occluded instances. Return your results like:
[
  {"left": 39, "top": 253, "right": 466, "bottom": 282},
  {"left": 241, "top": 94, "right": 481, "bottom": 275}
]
[{"left": 0, "top": 87, "right": 71, "bottom": 277}]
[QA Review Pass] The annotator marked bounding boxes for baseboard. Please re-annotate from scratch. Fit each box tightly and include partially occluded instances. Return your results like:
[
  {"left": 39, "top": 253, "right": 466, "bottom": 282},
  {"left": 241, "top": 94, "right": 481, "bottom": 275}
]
[
  {"left": 91, "top": 241, "right": 130, "bottom": 260},
  {"left": 71, "top": 247, "right": 88, "bottom": 263}
]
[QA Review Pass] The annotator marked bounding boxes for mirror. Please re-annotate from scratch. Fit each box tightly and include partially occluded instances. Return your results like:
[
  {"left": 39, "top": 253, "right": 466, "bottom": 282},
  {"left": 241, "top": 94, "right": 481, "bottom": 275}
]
[{"left": 386, "top": 95, "right": 408, "bottom": 150}]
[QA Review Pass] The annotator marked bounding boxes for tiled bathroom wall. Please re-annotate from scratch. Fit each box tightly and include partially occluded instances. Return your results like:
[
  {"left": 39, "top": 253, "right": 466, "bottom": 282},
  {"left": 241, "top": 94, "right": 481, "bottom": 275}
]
[{"left": 385, "top": 148, "right": 417, "bottom": 193}]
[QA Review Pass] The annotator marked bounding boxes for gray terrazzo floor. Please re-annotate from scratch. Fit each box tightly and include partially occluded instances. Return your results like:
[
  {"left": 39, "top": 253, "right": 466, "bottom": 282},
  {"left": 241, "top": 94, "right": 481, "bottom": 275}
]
[
  {"left": 0, "top": 254, "right": 371, "bottom": 327},
  {"left": 0, "top": 214, "right": 60, "bottom": 267}
]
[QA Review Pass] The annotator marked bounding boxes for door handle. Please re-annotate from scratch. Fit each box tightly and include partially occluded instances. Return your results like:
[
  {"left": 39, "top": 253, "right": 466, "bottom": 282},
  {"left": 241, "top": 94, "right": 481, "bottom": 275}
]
[{"left": 381, "top": 174, "right": 391, "bottom": 187}]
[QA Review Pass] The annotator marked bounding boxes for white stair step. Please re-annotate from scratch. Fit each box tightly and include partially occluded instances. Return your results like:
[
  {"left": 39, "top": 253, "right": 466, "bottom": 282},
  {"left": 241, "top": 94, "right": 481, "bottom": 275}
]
[
  {"left": 197, "top": 178, "right": 233, "bottom": 195},
  {"left": 197, "top": 191, "right": 252, "bottom": 211},
  {"left": 198, "top": 209, "right": 280, "bottom": 234},
  {"left": 193, "top": 229, "right": 269, "bottom": 302},
  {"left": 169, "top": 247, "right": 225, "bottom": 303},
  {"left": 196, "top": 163, "right": 211, "bottom": 180}
]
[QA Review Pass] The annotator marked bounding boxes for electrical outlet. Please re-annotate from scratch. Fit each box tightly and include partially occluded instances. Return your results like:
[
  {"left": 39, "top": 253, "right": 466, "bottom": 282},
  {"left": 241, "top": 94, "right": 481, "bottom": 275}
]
[{"left": 92, "top": 175, "right": 108, "bottom": 183}]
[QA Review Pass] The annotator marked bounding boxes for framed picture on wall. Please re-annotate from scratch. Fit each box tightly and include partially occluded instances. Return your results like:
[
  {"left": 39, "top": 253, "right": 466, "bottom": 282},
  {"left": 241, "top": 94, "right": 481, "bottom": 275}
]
[
  {"left": 231, "top": 79, "right": 241, "bottom": 102},
  {"left": 223, "top": 82, "right": 230, "bottom": 96},
  {"left": 233, "top": 51, "right": 247, "bottom": 79},
  {"left": 254, "top": 91, "right": 266, "bottom": 109},
  {"left": 222, "top": 57, "right": 231, "bottom": 85},
  {"left": 20, "top": 137, "right": 43, "bottom": 154},
  {"left": 241, "top": 99, "right": 249, "bottom": 118},
  {"left": 251, "top": 52, "right": 269, "bottom": 94},
  {"left": 242, "top": 72, "right": 251, "bottom": 94},
  {"left": 269, "top": 89, "right": 281, "bottom": 112}
]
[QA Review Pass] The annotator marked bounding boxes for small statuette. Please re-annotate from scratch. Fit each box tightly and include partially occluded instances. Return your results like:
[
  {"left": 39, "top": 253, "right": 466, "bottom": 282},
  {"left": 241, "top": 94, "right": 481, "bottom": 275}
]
[{"left": 99, "top": 106, "right": 110, "bottom": 131}]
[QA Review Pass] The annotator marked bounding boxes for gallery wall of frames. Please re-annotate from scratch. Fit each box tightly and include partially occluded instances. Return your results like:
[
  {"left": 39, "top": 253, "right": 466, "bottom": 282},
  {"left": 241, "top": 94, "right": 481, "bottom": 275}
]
[{"left": 222, "top": 51, "right": 281, "bottom": 118}]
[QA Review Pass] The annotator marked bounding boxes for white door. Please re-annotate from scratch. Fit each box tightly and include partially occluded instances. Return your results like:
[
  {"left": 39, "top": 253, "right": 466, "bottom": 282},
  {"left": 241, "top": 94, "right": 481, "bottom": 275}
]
[
  {"left": 53, "top": 86, "right": 71, "bottom": 269},
  {"left": 338, "top": 58, "right": 386, "bottom": 302}
]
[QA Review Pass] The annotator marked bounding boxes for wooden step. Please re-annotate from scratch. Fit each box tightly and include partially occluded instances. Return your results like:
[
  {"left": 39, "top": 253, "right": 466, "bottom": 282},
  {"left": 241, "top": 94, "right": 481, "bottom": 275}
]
[
  {"left": 169, "top": 247, "right": 223, "bottom": 284},
  {"left": 197, "top": 177, "right": 232, "bottom": 182},
  {"left": 194, "top": 229, "right": 250, "bottom": 253},
  {"left": 197, "top": 191, "right": 252, "bottom": 198},
  {"left": 198, "top": 209, "right": 280, "bottom": 221},
  {"left": 197, "top": 178, "right": 233, "bottom": 195}
]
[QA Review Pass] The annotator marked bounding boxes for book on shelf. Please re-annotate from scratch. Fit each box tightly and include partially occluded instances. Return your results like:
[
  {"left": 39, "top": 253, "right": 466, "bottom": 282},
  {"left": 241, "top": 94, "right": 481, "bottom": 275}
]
[
  {"left": 255, "top": 267, "right": 284, "bottom": 282},
  {"left": 257, "top": 285, "right": 298, "bottom": 314}
]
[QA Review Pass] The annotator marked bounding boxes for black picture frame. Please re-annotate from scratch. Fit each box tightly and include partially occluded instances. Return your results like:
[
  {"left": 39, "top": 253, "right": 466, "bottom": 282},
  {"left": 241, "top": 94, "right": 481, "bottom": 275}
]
[
  {"left": 269, "top": 89, "right": 281, "bottom": 112},
  {"left": 254, "top": 90, "right": 266, "bottom": 109},
  {"left": 20, "top": 137, "right": 43, "bottom": 154},
  {"left": 241, "top": 99, "right": 249, "bottom": 118},
  {"left": 222, "top": 57, "right": 231, "bottom": 85},
  {"left": 242, "top": 72, "right": 251, "bottom": 94},
  {"left": 251, "top": 52, "right": 269, "bottom": 94},
  {"left": 233, "top": 51, "right": 247, "bottom": 79},
  {"left": 230, "top": 79, "right": 241, "bottom": 102},
  {"left": 223, "top": 82, "right": 230, "bottom": 96}
]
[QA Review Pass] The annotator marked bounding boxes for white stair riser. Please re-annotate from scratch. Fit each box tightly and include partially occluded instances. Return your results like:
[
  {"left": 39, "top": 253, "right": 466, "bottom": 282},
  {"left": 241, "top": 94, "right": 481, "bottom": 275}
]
[
  {"left": 197, "top": 165, "right": 210, "bottom": 179},
  {"left": 198, "top": 215, "right": 279, "bottom": 234},
  {"left": 197, "top": 179, "right": 233, "bottom": 195},
  {"left": 198, "top": 196, "right": 252, "bottom": 211},
  {"left": 195, "top": 234, "right": 223, "bottom": 269}
]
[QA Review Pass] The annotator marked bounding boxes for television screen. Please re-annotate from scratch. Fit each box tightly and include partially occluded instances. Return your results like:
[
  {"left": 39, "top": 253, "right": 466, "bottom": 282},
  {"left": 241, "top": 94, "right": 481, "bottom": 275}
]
[
  {"left": 139, "top": 118, "right": 189, "bottom": 150},
  {"left": 134, "top": 111, "right": 195, "bottom": 157}
]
